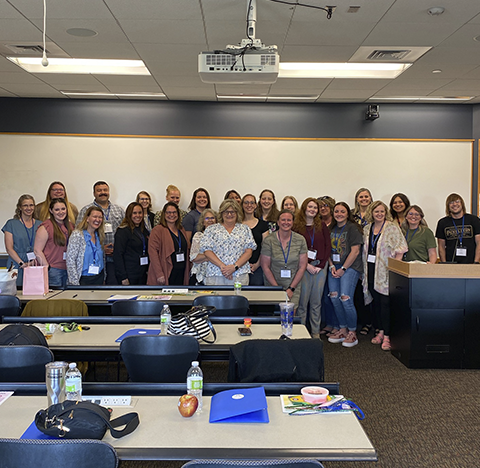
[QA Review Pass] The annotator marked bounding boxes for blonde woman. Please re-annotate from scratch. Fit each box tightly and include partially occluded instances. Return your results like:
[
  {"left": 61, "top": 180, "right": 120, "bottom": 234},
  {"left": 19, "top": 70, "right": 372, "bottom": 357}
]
[
  {"left": 190, "top": 208, "right": 217, "bottom": 285},
  {"left": 153, "top": 184, "right": 188, "bottom": 226}
]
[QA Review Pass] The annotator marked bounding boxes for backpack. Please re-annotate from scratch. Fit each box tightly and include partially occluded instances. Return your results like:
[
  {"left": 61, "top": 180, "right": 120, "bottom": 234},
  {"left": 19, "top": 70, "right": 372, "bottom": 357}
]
[{"left": 0, "top": 324, "right": 48, "bottom": 347}]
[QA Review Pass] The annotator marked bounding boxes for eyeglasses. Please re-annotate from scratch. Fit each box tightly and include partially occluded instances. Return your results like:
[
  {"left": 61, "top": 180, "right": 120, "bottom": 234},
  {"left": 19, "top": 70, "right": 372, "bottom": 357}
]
[
  {"left": 138, "top": 198, "right": 150, "bottom": 202},
  {"left": 224, "top": 211, "right": 236, "bottom": 216},
  {"left": 51, "top": 188, "right": 64, "bottom": 192},
  {"left": 165, "top": 211, "right": 177, "bottom": 215},
  {"left": 205, "top": 217, "right": 216, "bottom": 221},
  {"left": 319, "top": 204, "right": 329, "bottom": 209},
  {"left": 449, "top": 200, "right": 461, "bottom": 205}
]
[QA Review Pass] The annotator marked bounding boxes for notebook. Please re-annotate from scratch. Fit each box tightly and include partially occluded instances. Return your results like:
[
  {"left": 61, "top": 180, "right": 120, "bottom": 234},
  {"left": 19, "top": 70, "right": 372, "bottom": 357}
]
[
  {"left": 209, "top": 387, "right": 269, "bottom": 423},
  {"left": 115, "top": 329, "right": 161, "bottom": 342}
]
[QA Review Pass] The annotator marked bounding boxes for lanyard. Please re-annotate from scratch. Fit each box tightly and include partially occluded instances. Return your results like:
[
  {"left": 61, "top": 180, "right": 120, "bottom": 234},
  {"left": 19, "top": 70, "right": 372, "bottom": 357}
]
[
  {"left": 20, "top": 218, "right": 34, "bottom": 250},
  {"left": 306, "top": 225, "right": 315, "bottom": 249},
  {"left": 171, "top": 230, "right": 182, "bottom": 252},
  {"left": 405, "top": 227, "right": 418, "bottom": 243},
  {"left": 135, "top": 229, "right": 147, "bottom": 255},
  {"left": 370, "top": 221, "right": 385, "bottom": 250},
  {"left": 94, "top": 202, "right": 111, "bottom": 221},
  {"left": 88, "top": 238, "right": 98, "bottom": 264},
  {"left": 333, "top": 223, "right": 347, "bottom": 252},
  {"left": 451, "top": 216, "right": 465, "bottom": 246},
  {"left": 277, "top": 232, "right": 292, "bottom": 268}
]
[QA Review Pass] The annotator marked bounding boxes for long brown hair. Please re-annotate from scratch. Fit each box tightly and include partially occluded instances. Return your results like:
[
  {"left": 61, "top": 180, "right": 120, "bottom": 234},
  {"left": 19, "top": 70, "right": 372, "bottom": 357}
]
[
  {"left": 39, "top": 181, "right": 76, "bottom": 223},
  {"left": 120, "top": 202, "right": 146, "bottom": 233},
  {"left": 159, "top": 202, "right": 182, "bottom": 230},
  {"left": 255, "top": 189, "right": 280, "bottom": 222},
  {"left": 293, "top": 197, "right": 323, "bottom": 234},
  {"left": 48, "top": 198, "right": 73, "bottom": 246}
]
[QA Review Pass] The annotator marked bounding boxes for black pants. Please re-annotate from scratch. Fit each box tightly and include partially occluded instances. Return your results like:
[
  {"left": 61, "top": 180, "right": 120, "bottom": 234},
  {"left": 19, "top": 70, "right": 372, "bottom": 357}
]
[
  {"left": 80, "top": 270, "right": 104, "bottom": 286},
  {"left": 368, "top": 285, "right": 390, "bottom": 335}
]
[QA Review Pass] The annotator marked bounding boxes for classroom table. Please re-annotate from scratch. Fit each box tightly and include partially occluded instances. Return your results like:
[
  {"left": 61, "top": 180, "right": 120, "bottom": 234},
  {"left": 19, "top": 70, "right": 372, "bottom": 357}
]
[{"left": 0, "top": 394, "right": 377, "bottom": 461}]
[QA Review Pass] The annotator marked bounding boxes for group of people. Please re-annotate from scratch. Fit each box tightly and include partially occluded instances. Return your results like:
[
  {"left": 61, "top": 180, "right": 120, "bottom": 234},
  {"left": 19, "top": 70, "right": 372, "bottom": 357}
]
[{"left": 4, "top": 181, "right": 480, "bottom": 351}]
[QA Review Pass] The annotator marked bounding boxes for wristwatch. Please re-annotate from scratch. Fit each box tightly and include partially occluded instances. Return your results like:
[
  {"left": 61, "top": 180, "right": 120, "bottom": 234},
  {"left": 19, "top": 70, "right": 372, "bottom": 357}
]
[
  {"left": 287, "top": 286, "right": 295, "bottom": 292},
  {"left": 234, "top": 264, "right": 239, "bottom": 271},
  {"left": 341, "top": 266, "right": 347, "bottom": 271},
  {"left": 18, "top": 261, "right": 24, "bottom": 267}
]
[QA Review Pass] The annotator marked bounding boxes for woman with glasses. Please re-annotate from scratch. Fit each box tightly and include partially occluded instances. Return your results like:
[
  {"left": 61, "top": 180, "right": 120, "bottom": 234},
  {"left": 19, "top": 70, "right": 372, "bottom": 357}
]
[
  {"left": 33, "top": 198, "right": 74, "bottom": 288},
  {"left": 362, "top": 201, "right": 408, "bottom": 351},
  {"left": 182, "top": 187, "right": 212, "bottom": 243},
  {"left": 2, "top": 194, "right": 42, "bottom": 286},
  {"left": 114, "top": 202, "right": 150, "bottom": 286},
  {"left": 261, "top": 210, "right": 308, "bottom": 308},
  {"left": 190, "top": 208, "right": 217, "bottom": 285},
  {"left": 318, "top": 196, "right": 335, "bottom": 228},
  {"left": 255, "top": 189, "right": 280, "bottom": 233},
  {"left": 242, "top": 194, "right": 269, "bottom": 286},
  {"left": 136, "top": 191, "right": 155, "bottom": 232},
  {"left": 200, "top": 199, "right": 256, "bottom": 286},
  {"left": 402, "top": 205, "right": 437, "bottom": 263},
  {"left": 34, "top": 181, "right": 78, "bottom": 223},
  {"left": 389, "top": 193, "right": 410, "bottom": 228},
  {"left": 148, "top": 202, "right": 190, "bottom": 286}
]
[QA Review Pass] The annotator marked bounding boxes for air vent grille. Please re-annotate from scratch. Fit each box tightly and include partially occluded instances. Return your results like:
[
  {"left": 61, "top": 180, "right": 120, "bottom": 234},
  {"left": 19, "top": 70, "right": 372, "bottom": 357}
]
[
  {"left": 206, "top": 55, "right": 235, "bottom": 66},
  {"left": 347, "top": 6, "right": 361, "bottom": 13},
  {"left": 368, "top": 50, "right": 410, "bottom": 61},
  {"left": 5, "top": 44, "right": 47, "bottom": 54}
]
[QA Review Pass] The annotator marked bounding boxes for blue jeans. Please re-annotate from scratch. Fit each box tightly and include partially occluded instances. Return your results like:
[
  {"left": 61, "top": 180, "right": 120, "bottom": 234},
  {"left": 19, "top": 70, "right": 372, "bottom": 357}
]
[
  {"left": 328, "top": 268, "right": 360, "bottom": 330},
  {"left": 297, "top": 267, "right": 327, "bottom": 335},
  {"left": 48, "top": 267, "right": 67, "bottom": 289},
  {"left": 322, "top": 285, "right": 338, "bottom": 329}
]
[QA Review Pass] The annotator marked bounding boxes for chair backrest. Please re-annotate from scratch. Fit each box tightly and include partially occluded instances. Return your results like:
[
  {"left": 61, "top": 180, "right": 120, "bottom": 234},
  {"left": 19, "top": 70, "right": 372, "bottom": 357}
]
[
  {"left": 0, "top": 295, "right": 22, "bottom": 318},
  {"left": 111, "top": 300, "right": 164, "bottom": 316},
  {"left": 192, "top": 295, "right": 249, "bottom": 316},
  {"left": 0, "top": 345, "right": 54, "bottom": 382},
  {"left": 228, "top": 339, "right": 324, "bottom": 383},
  {"left": 0, "top": 438, "right": 118, "bottom": 468},
  {"left": 182, "top": 459, "right": 324, "bottom": 468},
  {"left": 22, "top": 299, "right": 88, "bottom": 317},
  {"left": 120, "top": 335, "right": 200, "bottom": 383}
]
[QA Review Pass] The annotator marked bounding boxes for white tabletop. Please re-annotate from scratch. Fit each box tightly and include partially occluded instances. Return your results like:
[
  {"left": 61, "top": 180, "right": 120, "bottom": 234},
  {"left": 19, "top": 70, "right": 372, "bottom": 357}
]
[{"left": 0, "top": 395, "right": 376, "bottom": 461}]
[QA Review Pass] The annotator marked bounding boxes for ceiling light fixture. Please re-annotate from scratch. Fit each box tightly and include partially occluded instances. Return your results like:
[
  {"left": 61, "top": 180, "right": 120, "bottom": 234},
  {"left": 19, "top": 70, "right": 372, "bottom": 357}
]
[
  {"left": 61, "top": 91, "right": 165, "bottom": 98},
  {"left": 370, "top": 96, "right": 473, "bottom": 102},
  {"left": 66, "top": 28, "right": 98, "bottom": 37},
  {"left": 279, "top": 62, "right": 412, "bottom": 79},
  {"left": 7, "top": 57, "right": 151, "bottom": 75}
]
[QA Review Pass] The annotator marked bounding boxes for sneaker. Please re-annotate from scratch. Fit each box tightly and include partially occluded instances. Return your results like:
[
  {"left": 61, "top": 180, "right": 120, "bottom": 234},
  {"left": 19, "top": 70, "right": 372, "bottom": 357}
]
[
  {"left": 371, "top": 332, "right": 384, "bottom": 345},
  {"left": 381, "top": 336, "right": 391, "bottom": 351},
  {"left": 342, "top": 331, "right": 358, "bottom": 348},
  {"left": 311, "top": 333, "right": 320, "bottom": 339},
  {"left": 328, "top": 330, "right": 347, "bottom": 343}
]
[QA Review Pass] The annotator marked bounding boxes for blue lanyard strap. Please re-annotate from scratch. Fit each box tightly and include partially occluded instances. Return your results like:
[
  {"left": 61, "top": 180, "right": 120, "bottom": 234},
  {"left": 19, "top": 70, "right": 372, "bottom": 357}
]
[
  {"left": 333, "top": 223, "right": 347, "bottom": 251},
  {"left": 171, "top": 229, "right": 182, "bottom": 252},
  {"left": 451, "top": 216, "right": 465, "bottom": 246},
  {"left": 85, "top": 231, "right": 99, "bottom": 264},
  {"left": 94, "top": 202, "right": 111, "bottom": 221},
  {"left": 370, "top": 221, "right": 385, "bottom": 250},
  {"left": 20, "top": 218, "right": 34, "bottom": 249},
  {"left": 135, "top": 229, "right": 147, "bottom": 255},
  {"left": 307, "top": 225, "right": 315, "bottom": 249},
  {"left": 277, "top": 232, "right": 292, "bottom": 267},
  {"left": 405, "top": 227, "right": 418, "bottom": 243}
]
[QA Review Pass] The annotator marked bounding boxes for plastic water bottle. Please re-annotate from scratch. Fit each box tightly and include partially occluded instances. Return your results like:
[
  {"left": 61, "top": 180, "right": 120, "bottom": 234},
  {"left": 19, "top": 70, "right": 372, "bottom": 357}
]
[
  {"left": 187, "top": 361, "right": 203, "bottom": 413},
  {"left": 161, "top": 304, "right": 171, "bottom": 335},
  {"left": 65, "top": 362, "right": 82, "bottom": 401},
  {"left": 234, "top": 281, "right": 242, "bottom": 295}
]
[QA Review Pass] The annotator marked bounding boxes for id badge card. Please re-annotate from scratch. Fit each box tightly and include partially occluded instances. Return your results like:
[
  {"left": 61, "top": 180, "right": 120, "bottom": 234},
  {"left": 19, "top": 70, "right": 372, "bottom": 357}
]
[
  {"left": 104, "top": 222, "right": 113, "bottom": 233},
  {"left": 26, "top": 251, "right": 36, "bottom": 261},
  {"left": 281, "top": 269, "right": 292, "bottom": 278},
  {"left": 176, "top": 252, "right": 185, "bottom": 262},
  {"left": 456, "top": 247, "right": 467, "bottom": 257},
  {"left": 63, "top": 252, "right": 67, "bottom": 260},
  {"left": 367, "top": 254, "right": 376, "bottom": 263},
  {"left": 88, "top": 264, "right": 100, "bottom": 275},
  {"left": 140, "top": 256, "right": 149, "bottom": 266},
  {"left": 332, "top": 253, "right": 341, "bottom": 263},
  {"left": 308, "top": 249, "right": 317, "bottom": 260}
]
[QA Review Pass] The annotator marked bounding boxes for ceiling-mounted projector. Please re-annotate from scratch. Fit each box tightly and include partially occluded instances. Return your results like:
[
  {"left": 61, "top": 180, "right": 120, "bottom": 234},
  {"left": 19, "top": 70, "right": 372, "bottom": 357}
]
[{"left": 198, "top": 40, "right": 279, "bottom": 84}]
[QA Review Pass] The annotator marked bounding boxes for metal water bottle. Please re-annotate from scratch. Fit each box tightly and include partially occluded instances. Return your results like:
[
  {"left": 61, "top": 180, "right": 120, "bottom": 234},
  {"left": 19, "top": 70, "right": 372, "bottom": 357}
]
[{"left": 45, "top": 361, "right": 68, "bottom": 406}]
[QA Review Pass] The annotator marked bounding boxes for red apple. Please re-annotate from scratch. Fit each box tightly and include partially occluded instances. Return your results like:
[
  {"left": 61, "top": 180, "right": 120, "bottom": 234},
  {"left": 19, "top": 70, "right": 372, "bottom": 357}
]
[{"left": 178, "top": 394, "right": 198, "bottom": 417}]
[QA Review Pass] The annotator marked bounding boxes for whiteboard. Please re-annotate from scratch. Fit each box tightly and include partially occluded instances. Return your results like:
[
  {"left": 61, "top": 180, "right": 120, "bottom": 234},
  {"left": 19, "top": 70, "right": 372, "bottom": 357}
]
[{"left": 0, "top": 134, "right": 473, "bottom": 253}]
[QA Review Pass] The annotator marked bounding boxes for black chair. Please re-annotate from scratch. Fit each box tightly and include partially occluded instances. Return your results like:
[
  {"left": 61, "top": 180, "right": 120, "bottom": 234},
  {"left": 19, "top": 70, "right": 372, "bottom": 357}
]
[
  {"left": 0, "top": 439, "right": 118, "bottom": 468},
  {"left": 120, "top": 335, "right": 200, "bottom": 382},
  {"left": 111, "top": 300, "right": 164, "bottom": 316},
  {"left": 0, "top": 345, "right": 54, "bottom": 382},
  {"left": 0, "top": 295, "right": 21, "bottom": 318},
  {"left": 228, "top": 339, "right": 324, "bottom": 383},
  {"left": 182, "top": 460, "right": 324, "bottom": 468},
  {"left": 192, "top": 295, "right": 249, "bottom": 316}
]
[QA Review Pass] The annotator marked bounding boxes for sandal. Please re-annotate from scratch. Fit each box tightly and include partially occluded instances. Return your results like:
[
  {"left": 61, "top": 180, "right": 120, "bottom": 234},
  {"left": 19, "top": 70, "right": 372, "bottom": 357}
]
[
  {"left": 371, "top": 332, "right": 384, "bottom": 345},
  {"left": 319, "top": 327, "right": 333, "bottom": 335},
  {"left": 381, "top": 336, "right": 391, "bottom": 351},
  {"left": 359, "top": 324, "right": 372, "bottom": 336}
]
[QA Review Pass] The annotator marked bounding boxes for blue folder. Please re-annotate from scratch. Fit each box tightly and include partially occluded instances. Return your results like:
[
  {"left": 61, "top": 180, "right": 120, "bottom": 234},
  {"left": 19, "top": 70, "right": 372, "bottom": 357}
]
[
  {"left": 115, "top": 329, "right": 161, "bottom": 342},
  {"left": 21, "top": 421, "right": 56, "bottom": 440},
  {"left": 209, "top": 387, "right": 269, "bottom": 423}
]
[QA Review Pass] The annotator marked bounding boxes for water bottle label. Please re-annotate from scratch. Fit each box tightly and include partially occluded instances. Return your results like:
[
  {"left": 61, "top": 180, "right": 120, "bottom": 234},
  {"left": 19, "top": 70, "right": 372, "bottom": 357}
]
[
  {"left": 161, "top": 316, "right": 167, "bottom": 323},
  {"left": 65, "top": 377, "right": 81, "bottom": 392},
  {"left": 187, "top": 377, "right": 203, "bottom": 390}
]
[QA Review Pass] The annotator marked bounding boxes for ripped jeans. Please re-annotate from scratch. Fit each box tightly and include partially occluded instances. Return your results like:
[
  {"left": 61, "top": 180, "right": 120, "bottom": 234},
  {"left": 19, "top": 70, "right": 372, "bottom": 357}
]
[{"left": 328, "top": 267, "right": 360, "bottom": 331}]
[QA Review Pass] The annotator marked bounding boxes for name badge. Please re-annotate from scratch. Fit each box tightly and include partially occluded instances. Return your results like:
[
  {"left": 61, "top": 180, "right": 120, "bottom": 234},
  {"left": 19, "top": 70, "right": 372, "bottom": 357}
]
[
  {"left": 176, "top": 253, "right": 185, "bottom": 262},
  {"left": 456, "top": 247, "right": 467, "bottom": 257},
  {"left": 104, "top": 222, "right": 113, "bottom": 233},
  {"left": 281, "top": 269, "right": 292, "bottom": 278},
  {"left": 140, "top": 256, "right": 149, "bottom": 266},
  {"left": 26, "top": 251, "right": 36, "bottom": 261},
  {"left": 332, "top": 253, "right": 341, "bottom": 263},
  {"left": 88, "top": 265, "right": 100, "bottom": 275},
  {"left": 308, "top": 249, "right": 317, "bottom": 260},
  {"left": 367, "top": 254, "right": 376, "bottom": 263},
  {"left": 63, "top": 252, "right": 66, "bottom": 260}
]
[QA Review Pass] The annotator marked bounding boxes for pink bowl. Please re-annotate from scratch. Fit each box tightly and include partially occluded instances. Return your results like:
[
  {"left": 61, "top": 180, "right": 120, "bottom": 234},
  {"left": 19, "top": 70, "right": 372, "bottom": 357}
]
[{"left": 301, "top": 386, "right": 329, "bottom": 404}]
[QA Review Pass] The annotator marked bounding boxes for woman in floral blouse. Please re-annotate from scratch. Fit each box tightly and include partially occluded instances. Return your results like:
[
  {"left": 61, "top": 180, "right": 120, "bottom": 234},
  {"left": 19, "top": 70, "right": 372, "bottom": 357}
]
[{"left": 200, "top": 199, "right": 256, "bottom": 286}]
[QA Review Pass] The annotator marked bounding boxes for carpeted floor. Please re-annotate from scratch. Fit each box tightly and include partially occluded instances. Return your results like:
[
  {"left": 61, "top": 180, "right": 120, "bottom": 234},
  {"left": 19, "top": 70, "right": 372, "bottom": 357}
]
[{"left": 95, "top": 332, "right": 480, "bottom": 468}]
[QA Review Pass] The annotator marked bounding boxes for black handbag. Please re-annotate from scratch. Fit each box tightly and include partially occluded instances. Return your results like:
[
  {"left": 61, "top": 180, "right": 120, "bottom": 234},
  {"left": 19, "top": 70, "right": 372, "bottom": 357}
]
[
  {"left": 167, "top": 305, "right": 217, "bottom": 343},
  {"left": 35, "top": 400, "right": 139, "bottom": 439}
]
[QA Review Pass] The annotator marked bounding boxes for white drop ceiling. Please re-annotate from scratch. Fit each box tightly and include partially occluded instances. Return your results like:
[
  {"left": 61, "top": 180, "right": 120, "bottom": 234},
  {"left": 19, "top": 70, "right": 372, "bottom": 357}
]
[{"left": 0, "top": 0, "right": 480, "bottom": 103}]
